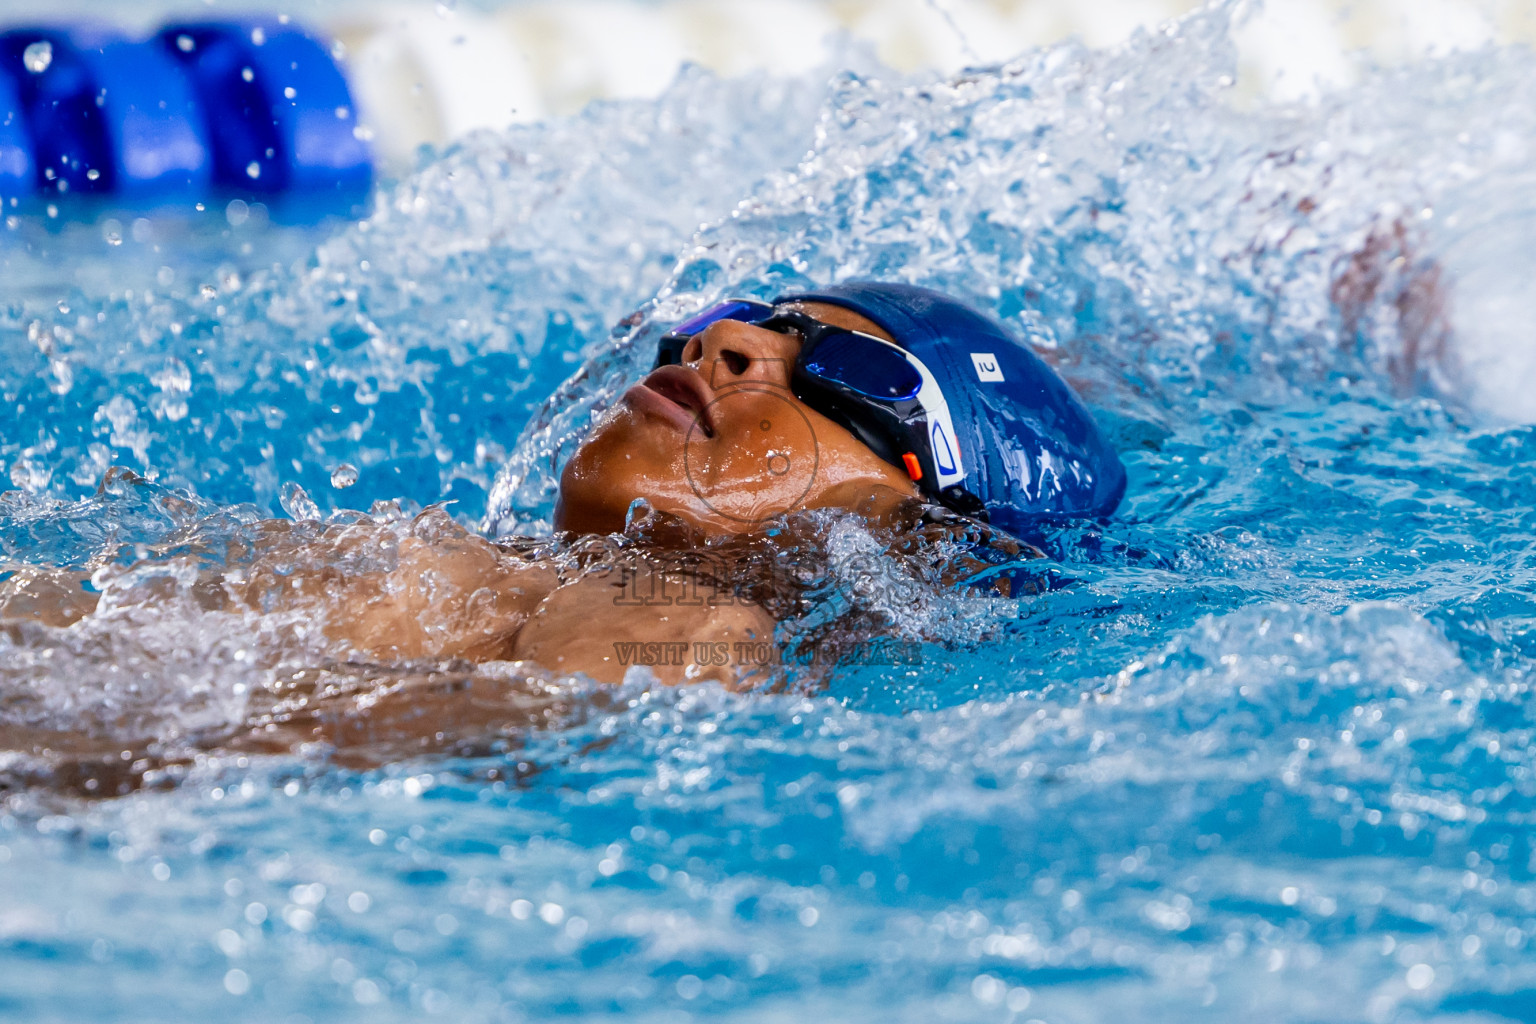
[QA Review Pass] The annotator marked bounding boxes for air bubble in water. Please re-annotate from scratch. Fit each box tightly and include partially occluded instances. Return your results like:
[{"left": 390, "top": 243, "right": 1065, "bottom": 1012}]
[
  {"left": 22, "top": 41, "right": 52, "bottom": 74},
  {"left": 101, "top": 219, "right": 122, "bottom": 246},
  {"left": 175, "top": 34, "right": 195, "bottom": 53},
  {"left": 246, "top": 161, "right": 261, "bottom": 180},
  {"left": 330, "top": 463, "right": 359, "bottom": 489}
]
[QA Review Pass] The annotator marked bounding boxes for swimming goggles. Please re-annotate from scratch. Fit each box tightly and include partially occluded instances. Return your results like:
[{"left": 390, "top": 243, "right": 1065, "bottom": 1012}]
[{"left": 654, "top": 298, "right": 977, "bottom": 510}]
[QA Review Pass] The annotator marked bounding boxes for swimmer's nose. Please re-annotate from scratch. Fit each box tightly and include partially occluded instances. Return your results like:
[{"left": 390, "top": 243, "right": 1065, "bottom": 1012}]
[{"left": 679, "top": 318, "right": 799, "bottom": 390}]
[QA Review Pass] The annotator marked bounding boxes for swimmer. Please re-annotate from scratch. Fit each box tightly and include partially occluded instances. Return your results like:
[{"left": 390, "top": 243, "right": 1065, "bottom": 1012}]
[{"left": 0, "top": 283, "right": 1124, "bottom": 786}]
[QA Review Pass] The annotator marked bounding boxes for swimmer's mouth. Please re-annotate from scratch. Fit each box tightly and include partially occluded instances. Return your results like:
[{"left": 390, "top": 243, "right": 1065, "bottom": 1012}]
[{"left": 626, "top": 365, "right": 717, "bottom": 437}]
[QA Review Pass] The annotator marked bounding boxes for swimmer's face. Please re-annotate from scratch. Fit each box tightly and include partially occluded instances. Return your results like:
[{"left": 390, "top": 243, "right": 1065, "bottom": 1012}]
[{"left": 555, "top": 302, "right": 920, "bottom": 536}]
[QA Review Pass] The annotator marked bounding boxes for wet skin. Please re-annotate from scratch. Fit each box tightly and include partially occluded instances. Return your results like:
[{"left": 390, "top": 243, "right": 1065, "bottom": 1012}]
[{"left": 555, "top": 302, "right": 920, "bottom": 535}]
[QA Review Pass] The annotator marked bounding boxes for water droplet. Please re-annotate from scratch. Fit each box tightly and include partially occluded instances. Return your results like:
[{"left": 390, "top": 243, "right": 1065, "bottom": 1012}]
[
  {"left": 226, "top": 199, "right": 249, "bottom": 226},
  {"left": 280, "top": 482, "right": 320, "bottom": 521},
  {"left": 175, "top": 34, "right": 194, "bottom": 53},
  {"left": 241, "top": 66, "right": 254, "bottom": 83},
  {"left": 330, "top": 463, "right": 359, "bottom": 489},
  {"left": 283, "top": 86, "right": 296, "bottom": 100},
  {"left": 250, "top": 27, "right": 266, "bottom": 46},
  {"left": 22, "top": 40, "right": 52, "bottom": 74},
  {"left": 85, "top": 168, "right": 99, "bottom": 181},
  {"left": 245, "top": 161, "right": 261, "bottom": 180}
]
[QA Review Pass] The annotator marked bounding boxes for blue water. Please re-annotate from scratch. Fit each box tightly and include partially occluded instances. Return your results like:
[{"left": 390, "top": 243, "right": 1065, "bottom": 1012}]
[{"left": 6, "top": 4, "right": 1536, "bottom": 1020}]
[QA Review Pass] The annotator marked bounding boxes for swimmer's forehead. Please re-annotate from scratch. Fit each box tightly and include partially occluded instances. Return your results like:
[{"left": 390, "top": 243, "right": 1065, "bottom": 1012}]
[{"left": 776, "top": 300, "right": 896, "bottom": 343}]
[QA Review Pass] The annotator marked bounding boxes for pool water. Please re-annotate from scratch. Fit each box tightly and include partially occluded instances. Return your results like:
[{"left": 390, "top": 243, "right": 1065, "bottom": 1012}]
[{"left": 5, "top": 3, "right": 1536, "bottom": 1021}]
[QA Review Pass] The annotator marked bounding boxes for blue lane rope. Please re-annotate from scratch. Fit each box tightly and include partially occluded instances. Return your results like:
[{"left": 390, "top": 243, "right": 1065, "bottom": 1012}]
[
  {"left": 0, "top": 18, "right": 371, "bottom": 208},
  {"left": 159, "top": 20, "right": 371, "bottom": 198},
  {"left": 0, "top": 66, "right": 28, "bottom": 205}
]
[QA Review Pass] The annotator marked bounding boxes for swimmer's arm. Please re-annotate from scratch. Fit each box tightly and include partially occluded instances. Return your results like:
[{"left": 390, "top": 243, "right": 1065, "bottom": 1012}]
[
  {"left": 510, "top": 565, "right": 777, "bottom": 689},
  {"left": 231, "top": 515, "right": 560, "bottom": 662},
  {"left": 302, "top": 532, "right": 559, "bottom": 662},
  {"left": 0, "top": 529, "right": 560, "bottom": 666}
]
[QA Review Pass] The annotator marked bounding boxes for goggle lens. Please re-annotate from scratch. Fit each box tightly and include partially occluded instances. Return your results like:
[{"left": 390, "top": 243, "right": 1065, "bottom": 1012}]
[
  {"left": 802, "top": 330, "right": 923, "bottom": 401},
  {"left": 668, "top": 299, "right": 775, "bottom": 340}
]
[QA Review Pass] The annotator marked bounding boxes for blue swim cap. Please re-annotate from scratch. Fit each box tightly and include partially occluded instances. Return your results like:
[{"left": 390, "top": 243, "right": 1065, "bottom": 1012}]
[{"left": 776, "top": 282, "right": 1126, "bottom": 534}]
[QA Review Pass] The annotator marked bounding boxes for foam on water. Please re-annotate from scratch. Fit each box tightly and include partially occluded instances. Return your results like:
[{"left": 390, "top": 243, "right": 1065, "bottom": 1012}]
[{"left": 4, "top": 2, "right": 1536, "bottom": 1020}]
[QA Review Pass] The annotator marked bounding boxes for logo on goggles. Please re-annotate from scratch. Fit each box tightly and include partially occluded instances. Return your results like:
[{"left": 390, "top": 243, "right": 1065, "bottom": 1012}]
[{"left": 905, "top": 355, "right": 966, "bottom": 489}]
